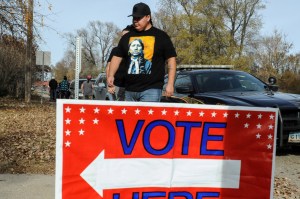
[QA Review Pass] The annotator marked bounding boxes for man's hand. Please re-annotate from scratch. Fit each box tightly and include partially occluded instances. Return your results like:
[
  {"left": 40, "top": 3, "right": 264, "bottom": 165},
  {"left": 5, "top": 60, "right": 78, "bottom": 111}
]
[
  {"left": 107, "top": 76, "right": 115, "bottom": 88},
  {"left": 164, "top": 83, "right": 174, "bottom": 97},
  {"left": 107, "top": 85, "right": 115, "bottom": 94}
]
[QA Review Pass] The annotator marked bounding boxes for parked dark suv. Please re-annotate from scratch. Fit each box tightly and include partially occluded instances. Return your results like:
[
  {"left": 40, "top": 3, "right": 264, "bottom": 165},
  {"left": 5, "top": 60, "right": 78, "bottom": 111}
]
[{"left": 161, "top": 67, "right": 300, "bottom": 149}]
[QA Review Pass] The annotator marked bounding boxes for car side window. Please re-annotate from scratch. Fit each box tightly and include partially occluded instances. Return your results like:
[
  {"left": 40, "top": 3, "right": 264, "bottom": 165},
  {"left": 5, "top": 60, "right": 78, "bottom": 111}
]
[
  {"left": 163, "top": 74, "right": 192, "bottom": 92},
  {"left": 174, "top": 75, "right": 192, "bottom": 92}
]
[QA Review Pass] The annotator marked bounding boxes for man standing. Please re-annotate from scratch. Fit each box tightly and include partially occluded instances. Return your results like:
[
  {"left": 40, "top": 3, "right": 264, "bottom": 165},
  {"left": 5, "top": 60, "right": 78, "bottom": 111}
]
[
  {"left": 107, "top": 2, "right": 177, "bottom": 102},
  {"left": 81, "top": 75, "right": 94, "bottom": 100},
  {"left": 106, "top": 25, "right": 133, "bottom": 101},
  {"left": 59, "top": 76, "right": 70, "bottom": 99},
  {"left": 48, "top": 77, "right": 58, "bottom": 101}
]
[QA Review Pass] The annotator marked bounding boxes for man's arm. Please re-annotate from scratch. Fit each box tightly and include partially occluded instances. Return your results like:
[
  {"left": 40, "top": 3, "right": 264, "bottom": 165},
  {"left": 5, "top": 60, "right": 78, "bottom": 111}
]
[
  {"left": 105, "top": 61, "right": 110, "bottom": 78},
  {"left": 105, "top": 61, "right": 114, "bottom": 94},
  {"left": 107, "top": 56, "right": 122, "bottom": 87},
  {"left": 164, "top": 57, "right": 177, "bottom": 97},
  {"left": 81, "top": 82, "right": 84, "bottom": 93}
]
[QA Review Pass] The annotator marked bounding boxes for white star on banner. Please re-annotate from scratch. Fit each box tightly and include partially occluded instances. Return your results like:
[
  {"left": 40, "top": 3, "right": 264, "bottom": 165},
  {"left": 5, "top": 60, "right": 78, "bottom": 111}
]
[
  {"left": 258, "top": 114, "right": 263, "bottom": 119},
  {"left": 65, "top": 141, "right": 71, "bottom": 147},
  {"left": 79, "top": 129, "right": 85, "bottom": 135},
  {"left": 161, "top": 109, "right": 167, "bottom": 115},
  {"left": 269, "top": 114, "right": 275, "bottom": 120},
  {"left": 246, "top": 113, "right": 251, "bottom": 118},
  {"left": 121, "top": 108, "right": 127, "bottom": 114},
  {"left": 244, "top": 123, "right": 249, "bottom": 128},
  {"left": 80, "top": 107, "right": 86, "bottom": 113},
  {"left": 65, "top": 106, "right": 71, "bottom": 113},
  {"left": 174, "top": 110, "right": 179, "bottom": 116},
  {"left": 186, "top": 110, "right": 192, "bottom": 116},
  {"left": 108, "top": 108, "right": 114, "bottom": 114},
  {"left": 65, "top": 118, "right": 71, "bottom": 125},
  {"left": 256, "top": 133, "right": 261, "bottom": 139},
  {"left": 148, "top": 109, "right": 154, "bottom": 115},
  {"left": 79, "top": 118, "right": 85, "bottom": 124},
  {"left": 268, "top": 124, "right": 274, "bottom": 130},
  {"left": 94, "top": 107, "right": 100, "bottom": 114},
  {"left": 223, "top": 112, "right": 228, "bottom": 118},
  {"left": 211, "top": 112, "right": 217, "bottom": 117},
  {"left": 235, "top": 112, "right": 240, "bottom": 118},
  {"left": 267, "top": 144, "right": 272, "bottom": 150},
  {"left": 268, "top": 134, "right": 273, "bottom": 140},
  {"left": 65, "top": 130, "right": 71, "bottom": 136},
  {"left": 135, "top": 108, "right": 141, "bottom": 115},
  {"left": 199, "top": 111, "right": 204, "bottom": 117},
  {"left": 256, "top": 123, "right": 262, "bottom": 129},
  {"left": 93, "top": 118, "right": 99, "bottom": 124}
]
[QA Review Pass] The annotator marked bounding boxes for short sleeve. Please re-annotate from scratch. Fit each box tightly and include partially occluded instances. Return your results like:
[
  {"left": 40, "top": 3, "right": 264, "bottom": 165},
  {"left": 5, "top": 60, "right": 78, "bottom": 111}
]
[
  {"left": 107, "top": 47, "right": 118, "bottom": 63},
  {"left": 115, "top": 35, "right": 128, "bottom": 58},
  {"left": 162, "top": 32, "right": 177, "bottom": 60}
]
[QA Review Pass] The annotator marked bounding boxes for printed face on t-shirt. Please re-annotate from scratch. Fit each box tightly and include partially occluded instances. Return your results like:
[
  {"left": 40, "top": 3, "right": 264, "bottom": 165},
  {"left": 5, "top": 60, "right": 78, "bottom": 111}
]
[
  {"left": 128, "top": 36, "right": 155, "bottom": 61},
  {"left": 129, "top": 39, "right": 143, "bottom": 56},
  {"left": 127, "top": 36, "right": 155, "bottom": 75}
]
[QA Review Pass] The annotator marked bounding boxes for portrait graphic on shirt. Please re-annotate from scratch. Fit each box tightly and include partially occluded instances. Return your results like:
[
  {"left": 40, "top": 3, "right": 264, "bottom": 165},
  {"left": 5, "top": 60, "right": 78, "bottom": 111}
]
[{"left": 128, "top": 36, "right": 154, "bottom": 75}]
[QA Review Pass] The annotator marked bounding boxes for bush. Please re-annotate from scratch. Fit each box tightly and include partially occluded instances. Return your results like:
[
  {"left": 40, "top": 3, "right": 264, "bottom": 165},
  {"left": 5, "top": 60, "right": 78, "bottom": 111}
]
[{"left": 0, "top": 40, "right": 27, "bottom": 98}]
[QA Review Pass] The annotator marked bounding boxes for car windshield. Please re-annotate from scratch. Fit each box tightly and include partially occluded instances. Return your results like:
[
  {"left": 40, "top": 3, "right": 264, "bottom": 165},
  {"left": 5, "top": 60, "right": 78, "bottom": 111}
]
[{"left": 195, "top": 71, "right": 267, "bottom": 92}]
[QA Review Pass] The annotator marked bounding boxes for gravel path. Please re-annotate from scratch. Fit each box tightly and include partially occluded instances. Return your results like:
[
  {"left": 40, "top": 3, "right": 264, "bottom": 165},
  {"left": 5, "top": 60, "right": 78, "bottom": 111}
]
[
  {"left": 0, "top": 174, "right": 54, "bottom": 199},
  {"left": 274, "top": 150, "right": 300, "bottom": 199}
]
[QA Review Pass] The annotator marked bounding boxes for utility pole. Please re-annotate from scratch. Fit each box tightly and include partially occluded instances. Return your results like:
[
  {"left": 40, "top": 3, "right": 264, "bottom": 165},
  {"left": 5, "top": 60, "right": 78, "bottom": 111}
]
[{"left": 25, "top": 0, "right": 33, "bottom": 103}]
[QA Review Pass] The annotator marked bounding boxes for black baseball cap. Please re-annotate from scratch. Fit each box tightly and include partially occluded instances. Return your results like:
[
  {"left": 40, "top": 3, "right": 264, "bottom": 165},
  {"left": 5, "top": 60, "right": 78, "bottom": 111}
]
[{"left": 128, "top": 2, "right": 151, "bottom": 17}]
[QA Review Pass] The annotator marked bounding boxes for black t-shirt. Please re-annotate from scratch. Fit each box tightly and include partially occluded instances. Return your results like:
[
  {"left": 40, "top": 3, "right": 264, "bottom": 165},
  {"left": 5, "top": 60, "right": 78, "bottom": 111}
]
[
  {"left": 115, "top": 26, "right": 177, "bottom": 92},
  {"left": 107, "top": 47, "right": 126, "bottom": 87}
]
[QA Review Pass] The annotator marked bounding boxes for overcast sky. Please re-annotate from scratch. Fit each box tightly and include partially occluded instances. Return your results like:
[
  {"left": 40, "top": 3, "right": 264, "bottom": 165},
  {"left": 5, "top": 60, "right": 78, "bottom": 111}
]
[{"left": 38, "top": 0, "right": 300, "bottom": 65}]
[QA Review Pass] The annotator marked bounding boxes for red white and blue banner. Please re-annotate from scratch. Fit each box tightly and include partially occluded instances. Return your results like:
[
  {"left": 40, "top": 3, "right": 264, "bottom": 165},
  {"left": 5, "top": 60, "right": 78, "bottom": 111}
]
[{"left": 55, "top": 100, "right": 278, "bottom": 199}]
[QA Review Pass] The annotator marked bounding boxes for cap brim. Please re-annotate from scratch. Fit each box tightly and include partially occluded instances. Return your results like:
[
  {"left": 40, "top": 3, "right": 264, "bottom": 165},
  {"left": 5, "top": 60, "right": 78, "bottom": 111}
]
[{"left": 128, "top": 14, "right": 145, "bottom": 17}]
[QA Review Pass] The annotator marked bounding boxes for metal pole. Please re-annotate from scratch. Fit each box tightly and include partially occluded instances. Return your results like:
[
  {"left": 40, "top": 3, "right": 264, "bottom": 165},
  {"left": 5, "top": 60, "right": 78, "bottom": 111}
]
[{"left": 75, "top": 37, "right": 82, "bottom": 100}]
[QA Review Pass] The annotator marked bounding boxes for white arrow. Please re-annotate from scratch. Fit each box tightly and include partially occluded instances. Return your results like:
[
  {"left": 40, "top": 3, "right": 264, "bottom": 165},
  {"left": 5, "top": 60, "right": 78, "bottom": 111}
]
[{"left": 80, "top": 150, "right": 241, "bottom": 197}]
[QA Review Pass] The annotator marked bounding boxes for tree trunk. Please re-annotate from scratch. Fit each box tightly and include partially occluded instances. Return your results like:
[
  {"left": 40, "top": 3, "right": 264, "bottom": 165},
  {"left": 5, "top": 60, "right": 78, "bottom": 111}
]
[{"left": 25, "top": 0, "right": 33, "bottom": 103}]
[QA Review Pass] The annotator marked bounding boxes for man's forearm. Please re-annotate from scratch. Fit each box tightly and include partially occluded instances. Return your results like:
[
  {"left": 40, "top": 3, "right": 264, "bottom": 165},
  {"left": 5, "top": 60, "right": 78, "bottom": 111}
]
[
  {"left": 108, "top": 56, "right": 122, "bottom": 78},
  {"left": 167, "top": 57, "right": 177, "bottom": 86},
  {"left": 105, "top": 62, "right": 110, "bottom": 77}
]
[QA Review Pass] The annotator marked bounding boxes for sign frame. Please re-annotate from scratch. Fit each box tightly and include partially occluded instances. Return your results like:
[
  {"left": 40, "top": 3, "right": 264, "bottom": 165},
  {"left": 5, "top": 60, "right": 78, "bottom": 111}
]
[{"left": 55, "top": 100, "right": 278, "bottom": 199}]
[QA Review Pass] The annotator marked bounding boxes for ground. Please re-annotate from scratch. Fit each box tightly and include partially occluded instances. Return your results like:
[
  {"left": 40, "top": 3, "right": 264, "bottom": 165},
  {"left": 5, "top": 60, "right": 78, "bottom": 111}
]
[
  {"left": 0, "top": 97, "right": 55, "bottom": 174},
  {"left": 0, "top": 97, "right": 299, "bottom": 198}
]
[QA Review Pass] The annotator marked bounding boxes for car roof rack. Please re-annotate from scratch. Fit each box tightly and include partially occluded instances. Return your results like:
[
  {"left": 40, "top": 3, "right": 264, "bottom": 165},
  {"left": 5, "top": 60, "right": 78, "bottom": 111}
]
[{"left": 177, "top": 65, "right": 234, "bottom": 70}]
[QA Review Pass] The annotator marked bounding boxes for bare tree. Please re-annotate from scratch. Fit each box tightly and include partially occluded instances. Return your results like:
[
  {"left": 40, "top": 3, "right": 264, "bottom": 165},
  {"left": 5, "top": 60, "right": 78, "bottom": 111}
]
[
  {"left": 218, "top": 0, "right": 265, "bottom": 57},
  {"left": 90, "top": 21, "right": 120, "bottom": 68},
  {"left": 77, "top": 27, "right": 98, "bottom": 67},
  {"left": 0, "top": 0, "right": 53, "bottom": 100},
  {"left": 253, "top": 30, "right": 293, "bottom": 76},
  {"left": 63, "top": 21, "right": 119, "bottom": 74}
]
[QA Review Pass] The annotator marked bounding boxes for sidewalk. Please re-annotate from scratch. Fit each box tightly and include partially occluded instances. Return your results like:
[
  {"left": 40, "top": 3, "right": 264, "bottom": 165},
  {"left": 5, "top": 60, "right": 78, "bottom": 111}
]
[{"left": 0, "top": 174, "right": 54, "bottom": 199}]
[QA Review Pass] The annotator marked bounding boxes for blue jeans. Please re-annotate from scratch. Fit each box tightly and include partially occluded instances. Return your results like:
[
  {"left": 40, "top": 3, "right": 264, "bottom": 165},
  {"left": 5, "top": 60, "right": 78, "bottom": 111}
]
[
  {"left": 125, "top": 89, "right": 162, "bottom": 102},
  {"left": 107, "top": 92, "right": 115, "bottom": 101}
]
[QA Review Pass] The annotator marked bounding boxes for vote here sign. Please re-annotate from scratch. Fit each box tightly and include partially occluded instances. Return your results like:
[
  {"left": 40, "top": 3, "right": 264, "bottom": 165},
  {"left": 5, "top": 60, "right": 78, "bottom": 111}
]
[{"left": 55, "top": 100, "right": 278, "bottom": 199}]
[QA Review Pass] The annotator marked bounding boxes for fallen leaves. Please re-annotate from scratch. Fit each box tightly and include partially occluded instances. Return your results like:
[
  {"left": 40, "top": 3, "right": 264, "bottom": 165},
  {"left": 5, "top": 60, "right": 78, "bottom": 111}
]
[
  {"left": 274, "top": 177, "right": 300, "bottom": 198},
  {"left": 0, "top": 98, "right": 55, "bottom": 174}
]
